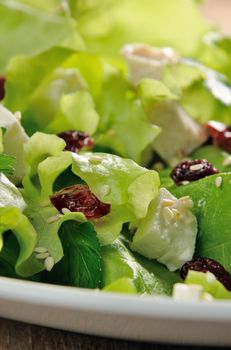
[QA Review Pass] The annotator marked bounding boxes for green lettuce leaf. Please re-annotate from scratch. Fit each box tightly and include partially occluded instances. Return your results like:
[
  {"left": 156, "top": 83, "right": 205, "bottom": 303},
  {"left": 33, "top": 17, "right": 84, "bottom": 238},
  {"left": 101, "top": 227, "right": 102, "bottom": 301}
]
[
  {"left": 196, "top": 32, "right": 231, "bottom": 80},
  {"left": 42, "top": 220, "right": 102, "bottom": 289},
  {"left": 22, "top": 132, "right": 66, "bottom": 198},
  {"left": 5, "top": 49, "right": 102, "bottom": 136},
  {"left": 180, "top": 60, "right": 231, "bottom": 124},
  {"left": 0, "top": 154, "right": 15, "bottom": 175},
  {"left": 78, "top": 0, "right": 210, "bottom": 57},
  {"left": 96, "top": 73, "right": 160, "bottom": 164},
  {"left": 4, "top": 47, "right": 77, "bottom": 134},
  {"left": 137, "top": 79, "right": 179, "bottom": 106},
  {"left": 0, "top": 0, "right": 84, "bottom": 73},
  {"left": 103, "top": 277, "right": 136, "bottom": 294},
  {"left": 172, "top": 173, "right": 231, "bottom": 274},
  {"left": 102, "top": 237, "right": 180, "bottom": 296},
  {"left": 71, "top": 152, "right": 159, "bottom": 211},
  {"left": 46, "top": 90, "right": 100, "bottom": 135},
  {"left": 22, "top": 132, "right": 160, "bottom": 245},
  {"left": 13, "top": 0, "right": 61, "bottom": 13},
  {"left": 0, "top": 207, "right": 37, "bottom": 276},
  {"left": 24, "top": 201, "right": 87, "bottom": 273},
  {"left": 0, "top": 105, "right": 29, "bottom": 183}
]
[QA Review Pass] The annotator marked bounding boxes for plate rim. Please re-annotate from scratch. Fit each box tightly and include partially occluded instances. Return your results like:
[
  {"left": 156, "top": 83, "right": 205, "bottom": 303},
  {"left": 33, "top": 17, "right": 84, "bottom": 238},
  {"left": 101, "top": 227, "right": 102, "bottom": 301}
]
[{"left": 1, "top": 276, "right": 231, "bottom": 322}]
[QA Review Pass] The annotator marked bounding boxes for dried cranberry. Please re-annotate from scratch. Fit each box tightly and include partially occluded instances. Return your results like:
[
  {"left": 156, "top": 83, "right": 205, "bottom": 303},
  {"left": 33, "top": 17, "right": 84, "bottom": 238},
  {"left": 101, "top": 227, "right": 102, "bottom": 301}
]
[
  {"left": 0, "top": 76, "right": 6, "bottom": 101},
  {"left": 50, "top": 184, "right": 110, "bottom": 219},
  {"left": 171, "top": 159, "right": 219, "bottom": 185},
  {"left": 205, "top": 121, "right": 231, "bottom": 153},
  {"left": 180, "top": 257, "right": 231, "bottom": 291},
  {"left": 58, "top": 130, "right": 95, "bottom": 153}
]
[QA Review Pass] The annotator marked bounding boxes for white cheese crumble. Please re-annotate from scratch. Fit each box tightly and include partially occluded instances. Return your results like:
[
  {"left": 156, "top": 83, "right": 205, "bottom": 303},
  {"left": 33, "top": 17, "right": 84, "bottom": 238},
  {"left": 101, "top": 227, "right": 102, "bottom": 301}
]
[{"left": 131, "top": 188, "right": 197, "bottom": 271}]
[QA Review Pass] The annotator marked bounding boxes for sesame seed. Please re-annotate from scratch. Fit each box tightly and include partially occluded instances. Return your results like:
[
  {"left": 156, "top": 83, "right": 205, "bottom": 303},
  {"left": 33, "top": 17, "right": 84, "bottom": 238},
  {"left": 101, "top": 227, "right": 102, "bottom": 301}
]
[
  {"left": 215, "top": 176, "right": 222, "bottom": 188},
  {"left": 34, "top": 247, "right": 48, "bottom": 254},
  {"left": 162, "top": 207, "right": 174, "bottom": 223},
  {"left": 35, "top": 252, "right": 50, "bottom": 260},
  {"left": 44, "top": 257, "right": 55, "bottom": 271},
  {"left": 162, "top": 199, "right": 175, "bottom": 207},
  {"left": 198, "top": 199, "right": 206, "bottom": 208},
  {"left": 47, "top": 214, "right": 62, "bottom": 224},
  {"left": 61, "top": 208, "right": 71, "bottom": 214},
  {"left": 14, "top": 111, "right": 21, "bottom": 120},
  {"left": 189, "top": 164, "right": 204, "bottom": 171},
  {"left": 230, "top": 179, "right": 231, "bottom": 185},
  {"left": 172, "top": 208, "right": 181, "bottom": 220},
  {"left": 181, "top": 181, "right": 190, "bottom": 185},
  {"left": 222, "top": 156, "right": 231, "bottom": 167}
]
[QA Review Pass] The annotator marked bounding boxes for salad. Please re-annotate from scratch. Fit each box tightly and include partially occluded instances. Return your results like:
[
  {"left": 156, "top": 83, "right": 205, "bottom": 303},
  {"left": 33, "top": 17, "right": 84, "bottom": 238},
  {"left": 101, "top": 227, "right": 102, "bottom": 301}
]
[{"left": 0, "top": 0, "right": 231, "bottom": 302}]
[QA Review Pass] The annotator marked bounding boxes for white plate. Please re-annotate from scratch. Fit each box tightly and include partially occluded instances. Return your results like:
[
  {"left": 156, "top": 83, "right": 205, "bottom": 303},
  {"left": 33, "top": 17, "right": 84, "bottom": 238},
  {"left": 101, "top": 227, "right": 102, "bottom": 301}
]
[{"left": 0, "top": 276, "right": 231, "bottom": 346}]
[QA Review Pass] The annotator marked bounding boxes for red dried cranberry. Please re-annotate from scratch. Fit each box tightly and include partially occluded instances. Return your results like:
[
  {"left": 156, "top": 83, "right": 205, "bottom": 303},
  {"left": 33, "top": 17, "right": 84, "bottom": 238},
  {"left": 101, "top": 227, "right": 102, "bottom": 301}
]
[
  {"left": 171, "top": 159, "right": 219, "bottom": 185},
  {"left": 205, "top": 121, "right": 231, "bottom": 153},
  {"left": 50, "top": 184, "right": 110, "bottom": 219},
  {"left": 0, "top": 76, "right": 6, "bottom": 101},
  {"left": 58, "top": 130, "right": 95, "bottom": 153},
  {"left": 180, "top": 257, "right": 231, "bottom": 291}
]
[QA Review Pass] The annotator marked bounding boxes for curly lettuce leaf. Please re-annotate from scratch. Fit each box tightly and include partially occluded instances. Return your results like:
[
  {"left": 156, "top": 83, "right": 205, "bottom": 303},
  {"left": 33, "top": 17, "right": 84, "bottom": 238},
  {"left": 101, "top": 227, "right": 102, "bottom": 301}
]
[
  {"left": 0, "top": 105, "right": 29, "bottom": 183},
  {"left": 78, "top": 0, "right": 210, "bottom": 57},
  {"left": 5, "top": 49, "right": 102, "bottom": 136},
  {"left": 0, "top": 0, "right": 83, "bottom": 73},
  {"left": 137, "top": 58, "right": 231, "bottom": 127},
  {"left": 5, "top": 47, "right": 77, "bottom": 134},
  {"left": 137, "top": 79, "right": 179, "bottom": 106},
  {"left": 46, "top": 90, "right": 100, "bottom": 135},
  {"left": 72, "top": 152, "right": 159, "bottom": 215},
  {"left": 96, "top": 73, "right": 160, "bottom": 163},
  {"left": 23, "top": 132, "right": 66, "bottom": 197},
  {"left": 22, "top": 132, "right": 160, "bottom": 245},
  {"left": 0, "top": 207, "right": 38, "bottom": 276},
  {"left": 71, "top": 152, "right": 159, "bottom": 244},
  {"left": 13, "top": 0, "right": 61, "bottom": 13}
]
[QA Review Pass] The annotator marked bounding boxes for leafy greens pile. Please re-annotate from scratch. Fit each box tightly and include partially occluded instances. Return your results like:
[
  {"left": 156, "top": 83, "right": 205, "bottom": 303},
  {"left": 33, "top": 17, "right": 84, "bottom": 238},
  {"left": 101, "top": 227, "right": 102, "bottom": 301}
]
[{"left": 0, "top": 0, "right": 231, "bottom": 300}]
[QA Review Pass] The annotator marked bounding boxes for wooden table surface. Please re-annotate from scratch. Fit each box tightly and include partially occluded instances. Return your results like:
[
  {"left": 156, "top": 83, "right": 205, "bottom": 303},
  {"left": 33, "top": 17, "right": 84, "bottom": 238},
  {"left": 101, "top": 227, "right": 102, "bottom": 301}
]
[
  {"left": 0, "top": 318, "right": 216, "bottom": 350},
  {"left": 1, "top": 1, "right": 231, "bottom": 349}
]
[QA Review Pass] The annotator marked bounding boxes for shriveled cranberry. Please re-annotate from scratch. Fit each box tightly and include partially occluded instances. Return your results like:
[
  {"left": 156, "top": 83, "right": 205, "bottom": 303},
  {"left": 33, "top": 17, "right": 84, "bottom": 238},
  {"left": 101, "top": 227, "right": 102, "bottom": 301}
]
[
  {"left": 0, "top": 76, "right": 6, "bottom": 101},
  {"left": 171, "top": 159, "right": 219, "bottom": 185},
  {"left": 50, "top": 184, "right": 110, "bottom": 219},
  {"left": 58, "top": 130, "right": 95, "bottom": 153},
  {"left": 180, "top": 257, "right": 231, "bottom": 291},
  {"left": 205, "top": 121, "right": 231, "bottom": 153}
]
